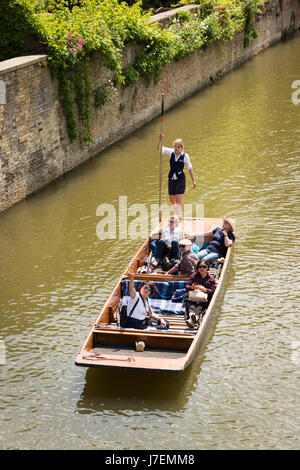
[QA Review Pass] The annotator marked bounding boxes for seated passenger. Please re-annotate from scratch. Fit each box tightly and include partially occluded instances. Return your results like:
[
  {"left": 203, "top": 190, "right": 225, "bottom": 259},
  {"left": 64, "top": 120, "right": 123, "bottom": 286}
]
[
  {"left": 194, "top": 217, "right": 235, "bottom": 264},
  {"left": 125, "top": 267, "right": 167, "bottom": 330},
  {"left": 166, "top": 239, "right": 198, "bottom": 276},
  {"left": 184, "top": 259, "right": 217, "bottom": 328},
  {"left": 150, "top": 216, "right": 182, "bottom": 268}
]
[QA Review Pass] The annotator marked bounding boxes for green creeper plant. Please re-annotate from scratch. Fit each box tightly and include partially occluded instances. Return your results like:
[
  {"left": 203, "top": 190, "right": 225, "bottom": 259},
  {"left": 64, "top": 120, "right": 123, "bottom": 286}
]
[{"left": 1, "top": 0, "right": 273, "bottom": 144}]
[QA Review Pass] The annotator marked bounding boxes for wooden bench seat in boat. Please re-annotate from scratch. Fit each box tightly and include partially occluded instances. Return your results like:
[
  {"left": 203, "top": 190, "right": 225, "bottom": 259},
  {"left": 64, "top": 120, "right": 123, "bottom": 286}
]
[
  {"left": 94, "top": 324, "right": 196, "bottom": 335},
  {"left": 92, "top": 327, "right": 194, "bottom": 351}
]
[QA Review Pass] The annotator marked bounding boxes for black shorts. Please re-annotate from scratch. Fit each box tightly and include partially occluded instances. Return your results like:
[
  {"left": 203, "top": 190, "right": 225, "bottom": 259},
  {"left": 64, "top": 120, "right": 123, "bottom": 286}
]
[{"left": 168, "top": 177, "right": 186, "bottom": 195}]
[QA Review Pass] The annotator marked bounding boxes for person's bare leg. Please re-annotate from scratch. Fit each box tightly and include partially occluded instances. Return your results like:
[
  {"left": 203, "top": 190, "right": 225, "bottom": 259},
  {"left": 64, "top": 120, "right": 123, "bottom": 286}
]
[
  {"left": 174, "top": 194, "right": 184, "bottom": 219},
  {"left": 169, "top": 195, "right": 177, "bottom": 217}
]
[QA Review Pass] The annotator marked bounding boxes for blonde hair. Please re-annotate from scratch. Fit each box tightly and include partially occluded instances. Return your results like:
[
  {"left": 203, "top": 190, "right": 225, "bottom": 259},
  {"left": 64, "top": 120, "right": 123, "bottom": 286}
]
[
  {"left": 173, "top": 138, "right": 184, "bottom": 150},
  {"left": 169, "top": 215, "right": 179, "bottom": 226}
]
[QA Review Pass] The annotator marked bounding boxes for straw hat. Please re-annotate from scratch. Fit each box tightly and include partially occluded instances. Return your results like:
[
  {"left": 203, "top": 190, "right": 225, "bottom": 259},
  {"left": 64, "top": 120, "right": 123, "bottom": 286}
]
[
  {"left": 179, "top": 238, "right": 192, "bottom": 246},
  {"left": 223, "top": 217, "right": 235, "bottom": 232}
]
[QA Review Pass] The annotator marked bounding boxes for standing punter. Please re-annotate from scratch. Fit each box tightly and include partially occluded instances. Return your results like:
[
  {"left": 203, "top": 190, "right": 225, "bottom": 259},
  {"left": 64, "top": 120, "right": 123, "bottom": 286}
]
[{"left": 157, "top": 134, "right": 196, "bottom": 218}]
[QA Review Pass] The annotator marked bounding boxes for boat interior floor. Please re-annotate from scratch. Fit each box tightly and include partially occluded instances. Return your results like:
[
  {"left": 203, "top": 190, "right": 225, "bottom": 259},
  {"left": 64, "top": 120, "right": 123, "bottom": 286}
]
[{"left": 92, "top": 344, "right": 186, "bottom": 359}]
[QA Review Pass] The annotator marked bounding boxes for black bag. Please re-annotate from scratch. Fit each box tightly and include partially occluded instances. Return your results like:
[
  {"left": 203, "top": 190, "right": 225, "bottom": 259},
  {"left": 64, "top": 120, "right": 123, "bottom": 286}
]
[
  {"left": 148, "top": 318, "right": 170, "bottom": 330},
  {"left": 117, "top": 296, "right": 140, "bottom": 328},
  {"left": 182, "top": 293, "right": 189, "bottom": 321},
  {"left": 118, "top": 304, "right": 128, "bottom": 328}
]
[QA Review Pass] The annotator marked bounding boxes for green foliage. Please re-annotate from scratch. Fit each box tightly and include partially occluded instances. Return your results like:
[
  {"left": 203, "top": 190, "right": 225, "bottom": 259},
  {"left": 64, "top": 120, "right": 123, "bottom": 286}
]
[
  {"left": 45, "top": 0, "right": 84, "bottom": 12},
  {"left": 94, "top": 82, "right": 115, "bottom": 107},
  {"left": 134, "top": 27, "right": 174, "bottom": 82},
  {"left": 1, "top": 0, "right": 272, "bottom": 143},
  {"left": 0, "top": 0, "right": 35, "bottom": 62},
  {"left": 121, "top": 0, "right": 178, "bottom": 9},
  {"left": 56, "top": 58, "right": 93, "bottom": 144},
  {"left": 242, "top": 0, "right": 270, "bottom": 47},
  {"left": 122, "top": 65, "right": 140, "bottom": 86},
  {"left": 243, "top": 0, "right": 259, "bottom": 47},
  {"left": 57, "top": 66, "right": 77, "bottom": 140},
  {"left": 73, "top": 59, "right": 93, "bottom": 145},
  {"left": 94, "top": 86, "right": 110, "bottom": 108},
  {"left": 169, "top": 11, "right": 206, "bottom": 60}
]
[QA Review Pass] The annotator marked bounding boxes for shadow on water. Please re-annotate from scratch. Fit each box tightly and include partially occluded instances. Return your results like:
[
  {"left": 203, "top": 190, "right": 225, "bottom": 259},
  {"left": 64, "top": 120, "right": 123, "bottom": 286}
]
[{"left": 76, "top": 364, "right": 198, "bottom": 413}]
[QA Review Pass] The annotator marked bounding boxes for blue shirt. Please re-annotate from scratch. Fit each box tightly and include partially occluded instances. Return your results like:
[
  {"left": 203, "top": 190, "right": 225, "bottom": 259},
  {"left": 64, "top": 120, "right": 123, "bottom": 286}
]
[{"left": 208, "top": 227, "right": 235, "bottom": 257}]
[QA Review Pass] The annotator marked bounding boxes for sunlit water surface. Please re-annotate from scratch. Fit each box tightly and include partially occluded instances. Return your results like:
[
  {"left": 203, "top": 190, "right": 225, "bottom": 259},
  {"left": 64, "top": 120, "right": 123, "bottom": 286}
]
[{"left": 0, "top": 36, "right": 299, "bottom": 449}]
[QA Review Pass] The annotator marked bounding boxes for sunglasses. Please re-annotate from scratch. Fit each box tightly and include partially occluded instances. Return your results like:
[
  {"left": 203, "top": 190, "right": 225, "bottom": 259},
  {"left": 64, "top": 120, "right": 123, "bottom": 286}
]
[
  {"left": 179, "top": 245, "right": 185, "bottom": 248},
  {"left": 199, "top": 265, "right": 208, "bottom": 269},
  {"left": 143, "top": 285, "right": 151, "bottom": 291}
]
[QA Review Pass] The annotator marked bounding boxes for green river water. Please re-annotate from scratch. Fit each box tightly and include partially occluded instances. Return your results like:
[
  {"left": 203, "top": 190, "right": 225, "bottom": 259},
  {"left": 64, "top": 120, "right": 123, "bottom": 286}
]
[{"left": 0, "top": 35, "right": 299, "bottom": 450}]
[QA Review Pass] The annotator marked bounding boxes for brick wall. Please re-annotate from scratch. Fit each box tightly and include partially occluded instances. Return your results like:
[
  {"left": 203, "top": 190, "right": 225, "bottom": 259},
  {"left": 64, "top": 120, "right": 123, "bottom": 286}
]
[{"left": 0, "top": 0, "right": 299, "bottom": 213}]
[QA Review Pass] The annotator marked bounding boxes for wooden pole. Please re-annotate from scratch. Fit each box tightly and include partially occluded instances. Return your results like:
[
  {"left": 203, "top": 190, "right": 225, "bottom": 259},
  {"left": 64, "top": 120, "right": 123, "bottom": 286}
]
[{"left": 159, "top": 93, "right": 164, "bottom": 227}]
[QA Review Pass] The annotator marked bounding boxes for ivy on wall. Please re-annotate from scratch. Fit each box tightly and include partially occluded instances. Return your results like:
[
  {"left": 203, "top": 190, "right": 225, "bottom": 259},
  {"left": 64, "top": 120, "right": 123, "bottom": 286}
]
[{"left": 1, "top": 0, "right": 273, "bottom": 146}]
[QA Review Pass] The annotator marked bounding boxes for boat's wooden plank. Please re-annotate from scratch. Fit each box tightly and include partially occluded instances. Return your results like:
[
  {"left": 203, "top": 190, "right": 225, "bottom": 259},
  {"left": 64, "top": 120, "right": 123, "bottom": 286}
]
[
  {"left": 127, "top": 274, "right": 189, "bottom": 281},
  {"left": 93, "top": 329, "right": 193, "bottom": 352},
  {"left": 109, "top": 320, "right": 188, "bottom": 327},
  {"left": 93, "top": 327, "right": 195, "bottom": 338},
  {"left": 76, "top": 351, "right": 186, "bottom": 371},
  {"left": 92, "top": 345, "right": 186, "bottom": 359},
  {"left": 110, "top": 318, "right": 188, "bottom": 325}
]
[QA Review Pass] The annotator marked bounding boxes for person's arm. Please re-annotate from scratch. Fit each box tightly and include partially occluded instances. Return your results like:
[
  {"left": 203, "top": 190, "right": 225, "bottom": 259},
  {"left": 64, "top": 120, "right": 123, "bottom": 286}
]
[
  {"left": 188, "top": 231, "right": 213, "bottom": 243},
  {"left": 194, "top": 278, "right": 215, "bottom": 294},
  {"left": 127, "top": 267, "right": 136, "bottom": 299},
  {"left": 184, "top": 154, "right": 196, "bottom": 189},
  {"left": 162, "top": 229, "right": 172, "bottom": 248},
  {"left": 157, "top": 134, "right": 173, "bottom": 156},
  {"left": 188, "top": 168, "right": 196, "bottom": 189},
  {"left": 148, "top": 305, "right": 167, "bottom": 326},
  {"left": 221, "top": 229, "right": 233, "bottom": 247},
  {"left": 205, "top": 277, "right": 217, "bottom": 295},
  {"left": 167, "top": 262, "right": 179, "bottom": 275},
  {"left": 157, "top": 134, "right": 170, "bottom": 153},
  {"left": 185, "top": 273, "right": 196, "bottom": 291}
]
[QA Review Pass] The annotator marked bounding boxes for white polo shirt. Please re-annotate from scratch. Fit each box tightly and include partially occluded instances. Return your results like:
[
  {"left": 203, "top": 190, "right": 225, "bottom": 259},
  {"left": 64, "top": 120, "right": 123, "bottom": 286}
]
[{"left": 162, "top": 226, "right": 182, "bottom": 244}]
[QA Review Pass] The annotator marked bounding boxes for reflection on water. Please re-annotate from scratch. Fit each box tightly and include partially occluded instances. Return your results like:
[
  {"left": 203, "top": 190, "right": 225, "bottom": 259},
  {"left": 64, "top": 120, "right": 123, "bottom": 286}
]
[
  {"left": 0, "top": 36, "right": 300, "bottom": 450},
  {"left": 77, "top": 367, "right": 196, "bottom": 413}
]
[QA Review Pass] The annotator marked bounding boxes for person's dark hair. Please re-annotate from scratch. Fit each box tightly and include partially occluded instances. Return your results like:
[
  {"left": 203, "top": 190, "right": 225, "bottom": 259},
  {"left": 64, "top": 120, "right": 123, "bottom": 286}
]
[
  {"left": 196, "top": 259, "right": 210, "bottom": 270},
  {"left": 138, "top": 281, "right": 155, "bottom": 295}
]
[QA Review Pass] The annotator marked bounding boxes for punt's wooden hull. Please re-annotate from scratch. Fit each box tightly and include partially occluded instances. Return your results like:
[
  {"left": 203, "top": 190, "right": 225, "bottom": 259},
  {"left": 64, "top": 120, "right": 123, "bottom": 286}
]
[{"left": 75, "top": 218, "right": 233, "bottom": 372}]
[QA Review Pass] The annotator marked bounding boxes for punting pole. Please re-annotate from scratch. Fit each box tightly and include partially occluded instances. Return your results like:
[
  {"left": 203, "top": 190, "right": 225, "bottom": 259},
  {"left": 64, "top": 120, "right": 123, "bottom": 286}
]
[{"left": 159, "top": 93, "right": 164, "bottom": 228}]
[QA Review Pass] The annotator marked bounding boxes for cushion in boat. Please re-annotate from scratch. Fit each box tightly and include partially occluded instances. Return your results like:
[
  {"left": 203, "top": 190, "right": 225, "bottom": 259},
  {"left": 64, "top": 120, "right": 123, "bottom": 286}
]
[{"left": 121, "top": 280, "right": 186, "bottom": 315}]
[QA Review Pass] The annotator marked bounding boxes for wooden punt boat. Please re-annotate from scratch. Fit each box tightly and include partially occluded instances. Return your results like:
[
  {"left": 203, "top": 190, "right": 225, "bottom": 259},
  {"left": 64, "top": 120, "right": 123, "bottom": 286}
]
[{"left": 75, "top": 217, "right": 233, "bottom": 373}]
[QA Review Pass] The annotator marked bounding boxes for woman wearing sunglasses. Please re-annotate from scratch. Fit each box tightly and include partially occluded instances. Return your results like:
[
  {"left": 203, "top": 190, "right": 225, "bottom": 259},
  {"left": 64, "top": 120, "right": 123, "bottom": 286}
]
[
  {"left": 184, "top": 259, "right": 216, "bottom": 328},
  {"left": 126, "top": 267, "right": 167, "bottom": 330}
]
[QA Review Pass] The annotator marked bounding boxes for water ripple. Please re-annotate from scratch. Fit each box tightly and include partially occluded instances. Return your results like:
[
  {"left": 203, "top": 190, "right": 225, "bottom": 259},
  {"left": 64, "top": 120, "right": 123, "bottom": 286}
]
[{"left": 0, "top": 36, "right": 300, "bottom": 450}]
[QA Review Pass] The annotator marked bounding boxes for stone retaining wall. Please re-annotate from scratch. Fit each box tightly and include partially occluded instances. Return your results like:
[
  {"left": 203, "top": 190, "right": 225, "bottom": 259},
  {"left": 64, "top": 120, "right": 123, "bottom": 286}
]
[{"left": 0, "top": 0, "right": 299, "bottom": 212}]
